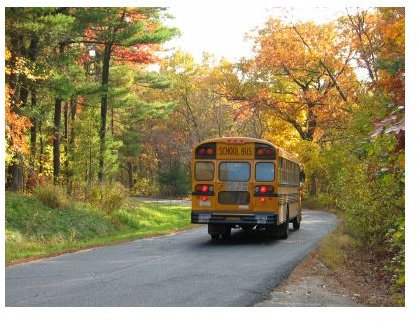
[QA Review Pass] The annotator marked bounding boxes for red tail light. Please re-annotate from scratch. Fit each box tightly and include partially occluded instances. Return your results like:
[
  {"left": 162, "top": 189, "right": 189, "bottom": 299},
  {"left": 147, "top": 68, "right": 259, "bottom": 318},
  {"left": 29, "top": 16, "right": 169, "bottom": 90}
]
[
  {"left": 255, "top": 185, "right": 274, "bottom": 194},
  {"left": 195, "top": 184, "right": 214, "bottom": 194},
  {"left": 265, "top": 148, "right": 273, "bottom": 156},
  {"left": 206, "top": 148, "right": 214, "bottom": 155},
  {"left": 199, "top": 148, "right": 206, "bottom": 155}
]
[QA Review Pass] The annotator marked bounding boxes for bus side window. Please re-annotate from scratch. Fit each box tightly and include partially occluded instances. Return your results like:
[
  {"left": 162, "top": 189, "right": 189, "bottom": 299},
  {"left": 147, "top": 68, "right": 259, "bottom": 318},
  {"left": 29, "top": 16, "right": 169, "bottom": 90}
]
[{"left": 279, "top": 158, "right": 284, "bottom": 184}]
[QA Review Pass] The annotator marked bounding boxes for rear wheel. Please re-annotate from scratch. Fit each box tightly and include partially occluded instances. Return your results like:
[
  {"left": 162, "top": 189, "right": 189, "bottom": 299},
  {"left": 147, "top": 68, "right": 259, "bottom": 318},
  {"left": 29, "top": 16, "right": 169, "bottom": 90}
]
[
  {"left": 292, "top": 214, "right": 301, "bottom": 230},
  {"left": 220, "top": 228, "right": 231, "bottom": 240},
  {"left": 279, "top": 214, "right": 290, "bottom": 239}
]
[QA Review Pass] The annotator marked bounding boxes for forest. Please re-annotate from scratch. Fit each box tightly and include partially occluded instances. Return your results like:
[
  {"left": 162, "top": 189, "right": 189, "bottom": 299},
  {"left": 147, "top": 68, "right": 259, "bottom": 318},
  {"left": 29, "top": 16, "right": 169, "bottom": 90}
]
[{"left": 5, "top": 7, "right": 404, "bottom": 300}]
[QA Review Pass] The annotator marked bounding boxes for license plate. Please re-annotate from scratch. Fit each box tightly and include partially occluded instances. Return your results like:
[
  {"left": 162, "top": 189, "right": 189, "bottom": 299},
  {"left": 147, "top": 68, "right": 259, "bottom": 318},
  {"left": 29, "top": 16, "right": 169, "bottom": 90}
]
[
  {"left": 256, "top": 215, "right": 268, "bottom": 224},
  {"left": 198, "top": 214, "right": 211, "bottom": 223},
  {"left": 199, "top": 200, "right": 211, "bottom": 207},
  {"left": 224, "top": 182, "right": 248, "bottom": 191}
]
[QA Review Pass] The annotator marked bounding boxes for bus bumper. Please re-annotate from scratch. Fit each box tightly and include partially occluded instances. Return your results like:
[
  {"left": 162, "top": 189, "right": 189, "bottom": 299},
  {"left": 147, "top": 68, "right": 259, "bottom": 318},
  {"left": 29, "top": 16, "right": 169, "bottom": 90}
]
[{"left": 191, "top": 211, "right": 277, "bottom": 225}]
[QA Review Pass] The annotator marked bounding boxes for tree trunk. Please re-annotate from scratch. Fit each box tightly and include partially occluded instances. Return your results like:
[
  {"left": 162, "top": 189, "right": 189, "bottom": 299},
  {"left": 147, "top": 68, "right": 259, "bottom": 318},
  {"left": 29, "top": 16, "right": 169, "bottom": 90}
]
[
  {"left": 28, "top": 38, "right": 39, "bottom": 170},
  {"left": 53, "top": 97, "right": 62, "bottom": 185},
  {"left": 30, "top": 91, "right": 37, "bottom": 168},
  {"left": 127, "top": 160, "right": 134, "bottom": 189},
  {"left": 305, "top": 104, "right": 317, "bottom": 141},
  {"left": 7, "top": 159, "right": 23, "bottom": 191},
  {"left": 53, "top": 43, "right": 65, "bottom": 185},
  {"left": 39, "top": 122, "right": 44, "bottom": 174},
  {"left": 64, "top": 102, "right": 69, "bottom": 191},
  {"left": 98, "top": 42, "right": 112, "bottom": 183},
  {"left": 65, "top": 97, "right": 77, "bottom": 193}
]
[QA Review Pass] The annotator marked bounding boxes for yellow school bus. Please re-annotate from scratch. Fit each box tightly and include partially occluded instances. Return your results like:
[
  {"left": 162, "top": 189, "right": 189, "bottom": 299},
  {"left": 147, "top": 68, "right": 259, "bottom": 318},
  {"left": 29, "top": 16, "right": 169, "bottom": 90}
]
[{"left": 191, "top": 137, "right": 303, "bottom": 240}]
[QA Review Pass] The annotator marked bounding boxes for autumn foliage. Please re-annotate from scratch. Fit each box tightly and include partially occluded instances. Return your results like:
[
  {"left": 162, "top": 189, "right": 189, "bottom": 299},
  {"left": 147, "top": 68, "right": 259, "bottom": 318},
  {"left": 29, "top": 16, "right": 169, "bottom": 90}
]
[{"left": 5, "top": 85, "right": 31, "bottom": 161}]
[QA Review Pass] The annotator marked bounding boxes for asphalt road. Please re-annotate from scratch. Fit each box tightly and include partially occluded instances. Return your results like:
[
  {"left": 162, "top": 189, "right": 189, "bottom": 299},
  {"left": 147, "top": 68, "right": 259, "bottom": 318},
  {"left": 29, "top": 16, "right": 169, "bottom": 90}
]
[
  {"left": 130, "top": 196, "right": 191, "bottom": 206},
  {"left": 6, "top": 210, "right": 336, "bottom": 307}
]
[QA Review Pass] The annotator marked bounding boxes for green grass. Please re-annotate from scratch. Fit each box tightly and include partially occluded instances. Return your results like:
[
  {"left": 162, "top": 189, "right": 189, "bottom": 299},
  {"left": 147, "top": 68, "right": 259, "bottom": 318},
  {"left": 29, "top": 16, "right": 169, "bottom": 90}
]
[
  {"left": 317, "top": 219, "right": 354, "bottom": 270},
  {"left": 5, "top": 192, "right": 192, "bottom": 264}
]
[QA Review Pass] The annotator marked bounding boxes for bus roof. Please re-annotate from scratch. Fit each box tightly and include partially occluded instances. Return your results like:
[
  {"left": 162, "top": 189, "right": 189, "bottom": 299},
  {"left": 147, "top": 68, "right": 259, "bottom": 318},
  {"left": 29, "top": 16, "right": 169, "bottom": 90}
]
[{"left": 196, "top": 137, "right": 300, "bottom": 164}]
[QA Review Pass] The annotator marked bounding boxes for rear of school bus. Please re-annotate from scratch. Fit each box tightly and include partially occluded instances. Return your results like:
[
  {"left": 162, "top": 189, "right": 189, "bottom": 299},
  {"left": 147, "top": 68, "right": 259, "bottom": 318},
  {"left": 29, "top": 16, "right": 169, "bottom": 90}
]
[{"left": 191, "top": 137, "right": 298, "bottom": 240}]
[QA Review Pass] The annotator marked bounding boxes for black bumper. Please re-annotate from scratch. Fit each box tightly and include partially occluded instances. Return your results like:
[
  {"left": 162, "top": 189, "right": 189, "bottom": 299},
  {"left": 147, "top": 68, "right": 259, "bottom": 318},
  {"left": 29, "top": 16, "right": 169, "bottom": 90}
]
[{"left": 191, "top": 211, "right": 277, "bottom": 225}]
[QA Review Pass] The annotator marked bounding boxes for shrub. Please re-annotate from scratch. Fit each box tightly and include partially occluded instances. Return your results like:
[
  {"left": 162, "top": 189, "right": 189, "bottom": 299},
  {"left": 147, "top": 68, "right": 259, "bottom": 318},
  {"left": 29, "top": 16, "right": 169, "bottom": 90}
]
[
  {"left": 89, "top": 182, "right": 127, "bottom": 215},
  {"left": 32, "top": 184, "right": 71, "bottom": 210},
  {"left": 133, "top": 178, "right": 160, "bottom": 197},
  {"left": 302, "top": 193, "right": 334, "bottom": 209},
  {"left": 158, "top": 161, "right": 190, "bottom": 197}
]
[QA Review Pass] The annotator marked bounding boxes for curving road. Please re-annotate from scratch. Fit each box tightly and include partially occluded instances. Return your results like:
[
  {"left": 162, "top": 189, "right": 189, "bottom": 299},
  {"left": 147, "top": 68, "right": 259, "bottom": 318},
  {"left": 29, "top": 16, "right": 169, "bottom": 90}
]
[{"left": 6, "top": 210, "right": 336, "bottom": 307}]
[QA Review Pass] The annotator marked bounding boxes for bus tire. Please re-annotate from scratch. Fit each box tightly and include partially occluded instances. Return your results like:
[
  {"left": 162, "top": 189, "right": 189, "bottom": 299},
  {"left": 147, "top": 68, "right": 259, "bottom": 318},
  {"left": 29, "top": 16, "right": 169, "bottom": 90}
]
[
  {"left": 292, "top": 215, "right": 301, "bottom": 230},
  {"left": 210, "top": 234, "right": 220, "bottom": 240},
  {"left": 279, "top": 211, "right": 290, "bottom": 239}
]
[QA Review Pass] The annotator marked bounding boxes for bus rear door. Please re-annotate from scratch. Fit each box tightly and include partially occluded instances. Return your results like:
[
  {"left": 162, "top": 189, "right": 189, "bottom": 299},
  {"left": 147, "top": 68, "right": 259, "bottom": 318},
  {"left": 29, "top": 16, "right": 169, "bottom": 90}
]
[{"left": 214, "top": 142, "right": 255, "bottom": 216}]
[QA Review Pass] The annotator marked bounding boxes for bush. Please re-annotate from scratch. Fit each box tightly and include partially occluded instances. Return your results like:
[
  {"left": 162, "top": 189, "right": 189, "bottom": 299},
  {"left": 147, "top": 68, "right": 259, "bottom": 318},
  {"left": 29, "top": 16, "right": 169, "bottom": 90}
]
[
  {"left": 89, "top": 182, "right": 127, "bottom": 215},
  {"left": 33, "top": 184, "right": 71, "bottom": 210},
  {"left": 133, "top": 178, "right": 160, "bottom": 197},
  {"left": 302, "top": 193, "right": 334, "bottom": 209},
  {"left": 158, "top": 161, "right": 190, "bottom": 197}
]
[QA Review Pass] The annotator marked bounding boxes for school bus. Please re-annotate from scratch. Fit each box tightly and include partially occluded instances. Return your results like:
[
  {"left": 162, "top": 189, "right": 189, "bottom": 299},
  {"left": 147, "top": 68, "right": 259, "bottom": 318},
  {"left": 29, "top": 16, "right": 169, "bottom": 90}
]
[{"left": 191, "top": 137, "right": 303, "bottom": 240}]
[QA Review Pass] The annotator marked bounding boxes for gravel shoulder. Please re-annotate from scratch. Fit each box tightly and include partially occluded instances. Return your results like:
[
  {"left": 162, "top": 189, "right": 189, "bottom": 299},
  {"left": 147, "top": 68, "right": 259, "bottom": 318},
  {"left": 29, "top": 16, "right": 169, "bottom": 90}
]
[{"left": 256, "top": 246, "right": 364, "bottom": 307}]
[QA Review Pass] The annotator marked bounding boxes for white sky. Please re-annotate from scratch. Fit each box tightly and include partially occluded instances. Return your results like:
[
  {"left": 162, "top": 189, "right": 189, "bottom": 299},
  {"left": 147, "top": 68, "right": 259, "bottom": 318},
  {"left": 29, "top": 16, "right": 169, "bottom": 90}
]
[{"left": 163, "top": 6, "right": 348, "bottom": 63}]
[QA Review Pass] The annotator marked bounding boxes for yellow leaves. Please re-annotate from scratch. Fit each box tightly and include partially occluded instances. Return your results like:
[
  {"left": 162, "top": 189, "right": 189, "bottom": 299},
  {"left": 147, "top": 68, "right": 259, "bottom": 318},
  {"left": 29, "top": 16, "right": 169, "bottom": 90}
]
[{"left": 5, "top": 48, "right": 51, "bottom": 80}]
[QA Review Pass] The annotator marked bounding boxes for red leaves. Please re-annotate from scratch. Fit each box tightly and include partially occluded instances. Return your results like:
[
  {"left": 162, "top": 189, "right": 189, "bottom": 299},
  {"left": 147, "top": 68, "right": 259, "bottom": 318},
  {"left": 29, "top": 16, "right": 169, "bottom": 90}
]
[
  {"left": 371, "top": 107, "right": 405, "bottom": 152},
  {"left": 112, "top": 44, "right": 160, "bottom": 64}
]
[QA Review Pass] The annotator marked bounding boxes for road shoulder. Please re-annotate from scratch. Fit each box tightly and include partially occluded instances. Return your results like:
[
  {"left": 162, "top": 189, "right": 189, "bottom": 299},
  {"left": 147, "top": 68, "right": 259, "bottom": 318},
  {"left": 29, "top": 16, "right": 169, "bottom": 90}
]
[
  {"left": 256, "top": 210, "right": 399, "bottom": 307},
  {"left": 256, "top": 246, "right": 364, "bottom": 307}
]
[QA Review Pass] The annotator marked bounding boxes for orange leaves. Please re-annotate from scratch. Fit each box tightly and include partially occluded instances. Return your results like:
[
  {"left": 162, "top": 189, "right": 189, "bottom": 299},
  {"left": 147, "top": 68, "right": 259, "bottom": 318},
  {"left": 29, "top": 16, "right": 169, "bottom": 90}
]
[
  {"left": 249, "top": 18, "right": 356, "bottom": 141},
  {"left": 376, "top": 8, "right": 405, "bottom": 106},
  {"left": 5, "top": 85, "right": 32, "bottom": 159}
]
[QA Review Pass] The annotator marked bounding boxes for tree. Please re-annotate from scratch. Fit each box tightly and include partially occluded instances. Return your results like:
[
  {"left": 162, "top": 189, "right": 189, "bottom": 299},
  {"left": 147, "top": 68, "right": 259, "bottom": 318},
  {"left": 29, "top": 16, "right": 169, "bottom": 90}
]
[
  {"left": 249, "top": 19, "right": 358, "bottom": 141},
  {"left": 77, "top": 7, "right": 178, "bottom": 182},
  {"left": 5, "top": 8, "right": 76, "bottom": 189}
]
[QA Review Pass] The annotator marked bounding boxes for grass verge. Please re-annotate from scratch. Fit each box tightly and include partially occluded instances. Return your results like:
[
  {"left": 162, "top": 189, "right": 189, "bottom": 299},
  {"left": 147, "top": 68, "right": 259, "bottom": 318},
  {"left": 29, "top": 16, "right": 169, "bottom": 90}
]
[{"left": 5, "top": 192, "right": 192, "bottom": 265}]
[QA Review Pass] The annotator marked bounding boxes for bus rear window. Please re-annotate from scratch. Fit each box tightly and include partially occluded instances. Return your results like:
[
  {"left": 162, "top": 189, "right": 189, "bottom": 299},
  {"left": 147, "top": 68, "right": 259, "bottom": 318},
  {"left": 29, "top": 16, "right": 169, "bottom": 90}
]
[
  {"left": 256, "top": 162, "right": 275, "bottom": 181},
  {"left": 195, "top": 162, "right": 214, "bottom": 181},
  {"left": 219, "top": 162, "right": 250, "bottom": 182}
]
